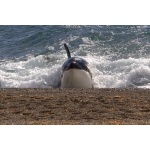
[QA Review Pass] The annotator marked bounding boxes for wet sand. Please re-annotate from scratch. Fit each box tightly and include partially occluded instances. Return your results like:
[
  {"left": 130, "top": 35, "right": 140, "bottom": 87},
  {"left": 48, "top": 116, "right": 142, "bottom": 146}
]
[{"left": 0, "top": 88, "right": 150, "bottom": 125}]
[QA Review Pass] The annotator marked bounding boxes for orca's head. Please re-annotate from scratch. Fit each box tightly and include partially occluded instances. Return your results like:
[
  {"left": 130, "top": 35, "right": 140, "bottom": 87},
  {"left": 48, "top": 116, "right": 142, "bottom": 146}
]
[{"left": 62, "top": 57, "right": 92, "bottom": 77}]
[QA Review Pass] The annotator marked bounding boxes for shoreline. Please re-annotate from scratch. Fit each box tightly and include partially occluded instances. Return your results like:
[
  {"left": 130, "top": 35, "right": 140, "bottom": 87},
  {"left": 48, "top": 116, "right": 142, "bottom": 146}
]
[{"left": 0, "top": 88, "right": 150, "bottom": 125}]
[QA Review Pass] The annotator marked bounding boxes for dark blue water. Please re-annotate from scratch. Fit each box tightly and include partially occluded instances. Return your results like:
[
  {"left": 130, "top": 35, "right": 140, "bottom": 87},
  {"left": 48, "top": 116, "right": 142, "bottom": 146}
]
[{"left": 0, "top": 25, "right": 150, "bottom": 88}]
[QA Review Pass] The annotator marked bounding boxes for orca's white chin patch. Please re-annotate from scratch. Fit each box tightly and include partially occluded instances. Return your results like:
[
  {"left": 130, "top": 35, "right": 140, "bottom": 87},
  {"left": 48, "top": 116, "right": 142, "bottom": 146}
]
[{"left": 61, "top": 69, "right": 92, "bottom": 88}]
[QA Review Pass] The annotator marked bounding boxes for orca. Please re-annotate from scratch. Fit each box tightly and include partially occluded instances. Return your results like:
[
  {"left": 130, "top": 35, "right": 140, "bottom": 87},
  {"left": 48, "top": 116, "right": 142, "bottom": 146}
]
[{"left": 60, "top": 44, "right": 93, "bottom": 88}]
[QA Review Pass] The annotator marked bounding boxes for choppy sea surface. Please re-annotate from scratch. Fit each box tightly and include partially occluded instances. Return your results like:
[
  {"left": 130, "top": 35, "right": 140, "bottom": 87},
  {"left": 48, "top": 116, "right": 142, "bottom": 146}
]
[{"left": 0, "top": 25, "right": 150, "bottom": 88}]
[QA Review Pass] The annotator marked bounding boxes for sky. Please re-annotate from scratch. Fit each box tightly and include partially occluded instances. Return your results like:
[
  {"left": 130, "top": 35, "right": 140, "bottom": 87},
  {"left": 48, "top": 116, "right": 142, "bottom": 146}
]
[{"left": 0, "top": 0, "right": 150, "bottom": 25}]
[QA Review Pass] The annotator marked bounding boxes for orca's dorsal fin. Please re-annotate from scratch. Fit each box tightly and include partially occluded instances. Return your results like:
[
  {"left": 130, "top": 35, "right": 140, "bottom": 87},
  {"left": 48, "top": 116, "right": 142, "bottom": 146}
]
[{"left": 64, "top": 43, "right": 71, "bottom": 59}]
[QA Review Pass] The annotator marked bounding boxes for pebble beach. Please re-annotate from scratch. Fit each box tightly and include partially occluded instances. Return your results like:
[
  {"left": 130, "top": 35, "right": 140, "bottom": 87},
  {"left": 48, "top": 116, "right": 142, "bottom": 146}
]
[{"left": 0, "top": 88, "right": 150, "bottom": 125}]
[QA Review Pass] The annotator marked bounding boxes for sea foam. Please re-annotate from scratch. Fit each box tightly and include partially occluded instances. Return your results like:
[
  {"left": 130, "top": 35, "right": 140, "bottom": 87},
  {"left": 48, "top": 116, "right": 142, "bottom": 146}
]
[{"left": 0, "top": 53, "right": 150, "bottom": 88}]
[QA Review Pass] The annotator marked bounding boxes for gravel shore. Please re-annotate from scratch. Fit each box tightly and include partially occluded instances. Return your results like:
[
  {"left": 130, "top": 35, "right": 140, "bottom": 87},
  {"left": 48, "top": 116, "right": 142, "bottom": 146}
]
[{"left": 0, "top": 88, "right": 150, "bottom": 125}]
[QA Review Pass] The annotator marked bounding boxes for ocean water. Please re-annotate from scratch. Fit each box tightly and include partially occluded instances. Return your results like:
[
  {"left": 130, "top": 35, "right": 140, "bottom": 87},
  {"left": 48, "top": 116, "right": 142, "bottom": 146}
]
[{"left": 0, "top": 25, "right": 150, "bottom": 88}]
